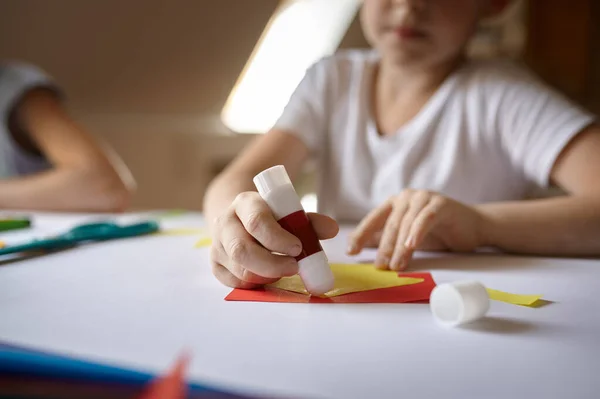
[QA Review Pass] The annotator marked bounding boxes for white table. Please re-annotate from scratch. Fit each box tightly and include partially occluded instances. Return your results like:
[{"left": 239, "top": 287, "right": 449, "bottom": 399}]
[{"left": 0, "top": 212, "right": 598, "bottom": 399}]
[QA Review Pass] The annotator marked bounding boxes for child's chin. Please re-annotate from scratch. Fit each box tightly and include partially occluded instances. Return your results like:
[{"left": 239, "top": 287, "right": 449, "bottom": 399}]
[{"left": 383, "top": 44, "right": 435, "bottom": 65}]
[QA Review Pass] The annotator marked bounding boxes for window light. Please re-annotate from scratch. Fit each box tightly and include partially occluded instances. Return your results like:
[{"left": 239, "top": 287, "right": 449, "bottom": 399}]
[
  {"left": 301, "top": 193, "right": 318, "bottom": 213},
  {"left": 221, "top": 0, "right": 361, "bottom": 134}
]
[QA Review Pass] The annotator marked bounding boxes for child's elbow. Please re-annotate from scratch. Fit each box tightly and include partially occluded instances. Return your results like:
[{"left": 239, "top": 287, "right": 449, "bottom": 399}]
[
  {"left": 105, "top": 179, "right": 135, "bottom": 213},
  {"left": 88, "top": 167, "right": 136, "bottom": 213}
]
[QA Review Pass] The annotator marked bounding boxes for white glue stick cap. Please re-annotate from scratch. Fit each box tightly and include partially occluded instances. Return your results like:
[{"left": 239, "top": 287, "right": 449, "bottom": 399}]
[
  {"left": 430, "top": 280, "right": 490, "bottom": 327},
  {"left": 299, "top": 252, "right": 335, "bottom": 296},
  {"left": 253, "top": 165, "right": 292, "bottom": 198}
]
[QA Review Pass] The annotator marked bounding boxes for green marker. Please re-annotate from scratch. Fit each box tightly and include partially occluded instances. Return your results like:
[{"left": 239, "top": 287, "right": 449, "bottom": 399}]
[{"left": 0, "top": 218, "right": 31, "bottom": 232}]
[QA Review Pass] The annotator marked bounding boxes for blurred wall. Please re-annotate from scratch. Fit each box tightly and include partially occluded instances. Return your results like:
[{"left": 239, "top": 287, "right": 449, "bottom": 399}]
[
  {"left": 525, "top": 0, "right": 598, "bottom": 112},
  {"left": 1, "top": 0, "right": 597, "bottom": 210},
  {"left": 0, "top": 0, "right": 369, "bottom": 210},
  {"left": 0, "top": 0, "right": 273, "bottom": 210}
]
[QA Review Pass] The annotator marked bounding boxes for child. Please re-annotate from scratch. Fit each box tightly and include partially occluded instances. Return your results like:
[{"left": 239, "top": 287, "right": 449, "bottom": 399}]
[
  {"left": 0, "top": 61, "right": 135, "bottom": 212},
  {"left": 204, "top": 0, "right": 600, "bottom": 289}
]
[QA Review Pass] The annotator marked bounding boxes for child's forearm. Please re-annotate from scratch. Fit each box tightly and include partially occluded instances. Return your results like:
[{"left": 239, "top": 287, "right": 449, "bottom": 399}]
[
  {"left": 0, "top": 167, "right": 131, "bottom": 212},
  {"left": 201, "top": 130, "right": 311, "bottom": 231},
  {"left": 477, "top": 196, "right": 600, "bottom": 256}
]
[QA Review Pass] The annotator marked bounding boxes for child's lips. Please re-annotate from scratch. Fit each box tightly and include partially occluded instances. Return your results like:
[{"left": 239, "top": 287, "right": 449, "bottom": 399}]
[{"left": 393, "top": 26, "right": 426, "bottom": 39}]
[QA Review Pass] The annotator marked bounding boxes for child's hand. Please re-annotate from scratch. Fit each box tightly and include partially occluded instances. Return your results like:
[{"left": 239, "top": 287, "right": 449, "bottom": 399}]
[
  {"left": 347, "top": 190, "right": 484, "bottom": 270},
  {"left": 210, "top": 192, "right": 339, "bottom": 289}
]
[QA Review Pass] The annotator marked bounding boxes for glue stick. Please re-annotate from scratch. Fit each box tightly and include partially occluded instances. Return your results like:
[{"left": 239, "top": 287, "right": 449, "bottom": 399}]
[{"left": 253, "top": 165, "right": 334, "bottom": 295}]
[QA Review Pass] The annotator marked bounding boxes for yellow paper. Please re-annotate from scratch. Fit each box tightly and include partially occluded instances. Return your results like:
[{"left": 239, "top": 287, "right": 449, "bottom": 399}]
[
  {"left": 486, "top": 288, "right": 542, "bottom": 307},
  {"left": 269, "top": 263, "right": 424, "bottom": 298},
  {"left": 194, "top": 237, "right": 213, "bottom": 248},
  {"left": 156, "top": 228, "right": 207, "bottom": 236},
  {"left": 155, "top": 209, "right": 187, "bottom": 219}
]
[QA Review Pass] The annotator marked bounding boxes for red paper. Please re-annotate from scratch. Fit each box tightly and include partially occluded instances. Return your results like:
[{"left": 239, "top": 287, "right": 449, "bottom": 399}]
[
  {"left": 139, "top": 354, "right": 189, "bottom": 399},
  {"left": 225, "top": 272, "right": 436, "bottom": 304}
]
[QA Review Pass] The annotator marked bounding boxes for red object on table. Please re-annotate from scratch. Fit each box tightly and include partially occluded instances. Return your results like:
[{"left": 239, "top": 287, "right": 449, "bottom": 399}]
[
  {"left": 138, "top": 354, "right": 189, "bottom": 399},
  {"left": 225, "top": 272, "right": 436, "bottom": 304}
]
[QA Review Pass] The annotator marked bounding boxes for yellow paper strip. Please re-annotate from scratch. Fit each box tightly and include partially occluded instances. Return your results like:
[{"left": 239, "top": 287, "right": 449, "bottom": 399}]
[
  {"left": 486, "top": 288, "right": 542, "bottom": 307},
  {"left": 194, "top": 237, "right": 213, "bottom": 248},
  {"left": 269, "top": 263, "right": 423, "bottom": 298},
  {"left": 154, "top": 209, "right": 188, "bottom": 219},
  {"left": 156, "top": 228, "right": 207, "bottom": 236}
]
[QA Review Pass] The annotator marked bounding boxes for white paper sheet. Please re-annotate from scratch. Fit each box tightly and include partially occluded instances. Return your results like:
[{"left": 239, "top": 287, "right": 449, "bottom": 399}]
[{"left": 0, "top": 213, "right": 598, "bottom": 399}]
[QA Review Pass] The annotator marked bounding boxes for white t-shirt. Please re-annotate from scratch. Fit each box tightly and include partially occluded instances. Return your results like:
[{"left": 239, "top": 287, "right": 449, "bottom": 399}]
[
  {"left": 0, "top": 62, "right": 55, "bottom": 179},
  {"left": 274, "top": 50, "right": 596, "bottom": 223}
]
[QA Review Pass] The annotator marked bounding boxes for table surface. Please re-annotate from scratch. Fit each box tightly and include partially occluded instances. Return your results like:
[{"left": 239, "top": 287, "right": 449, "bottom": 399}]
[{"left": 0, "top": 211, "right": 598, "bottom": 399}]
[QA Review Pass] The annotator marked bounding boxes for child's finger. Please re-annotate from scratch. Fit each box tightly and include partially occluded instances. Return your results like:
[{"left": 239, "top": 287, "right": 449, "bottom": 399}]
[
  {"left": 211, "top": 241, "right": 282, "bottom": 286},
  {"left": 375, "top": 202, "right": 409, "bottom": 269},
  {"left": 406, "top": 197, "right": 446, "bottom": 251},
  {"left": 398, "top": 192, "right": 432, "bottom": 248},
  {"left": 307, "top": 213, "right": 339, "bottom": 240},
  {"left": 363, "top": 231, "right": 383, "bottom": 248},
  {"left": 220, "top": 218, "right": 299, "bottom": 279},
  {"left": 393, "top": 199, "right": 447, "bottom": 272},
  {"left": 348, "top": 200, "right": 393, "bottom": 254},
  {"left": 390, "top": 193, "right": 432, "bottom": 270},
  {"left": 234, "top": 192, "right": 302, "bottom": 257},
  {"left": 211, "top": 261, "right": 279, "bottom": 289}
]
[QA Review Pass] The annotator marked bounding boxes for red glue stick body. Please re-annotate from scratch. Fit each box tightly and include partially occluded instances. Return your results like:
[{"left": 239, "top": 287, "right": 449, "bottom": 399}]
[{"left": 253, "top": 165, "right": 334, "bottom": 295}]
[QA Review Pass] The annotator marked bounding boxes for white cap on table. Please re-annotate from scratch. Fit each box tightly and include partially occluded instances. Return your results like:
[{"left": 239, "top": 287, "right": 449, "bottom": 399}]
[{"left": 430, "top": 280, "right": 490, "bottom": 327}]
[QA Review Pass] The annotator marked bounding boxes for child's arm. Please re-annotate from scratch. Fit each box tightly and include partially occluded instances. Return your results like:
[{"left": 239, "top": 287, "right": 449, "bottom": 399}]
[
  {"left": 349, "top": 125, "right": 600, "bottom": 270},
  {"left": 206, "top": 56, "right": 339, "bottom": 288},
  {"left": 350, "top": 63, "right": 600, "bottom": 269},
  {"left": 478, "top": 124, "right": 600, "bottom": 255},
  {"left": 204, "top": 129, "right": 338, "bottom": 289},
  {"left": 203, "top": 130, "right": 310, "bottom": 228},
  {"left": 0, "top": 88, "right": 135, "bottom": 212}
]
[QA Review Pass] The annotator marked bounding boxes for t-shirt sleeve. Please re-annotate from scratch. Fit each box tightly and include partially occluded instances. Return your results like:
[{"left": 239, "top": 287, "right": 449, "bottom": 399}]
[
  {"left": 0, "top": 61, "right": 61, "bottom": 123},
  {"left": 272, "top": 57, "right": 334, "bottom": 157},
  {"left": 489, "top": 64, "right": 596, "bottom": 188}
]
